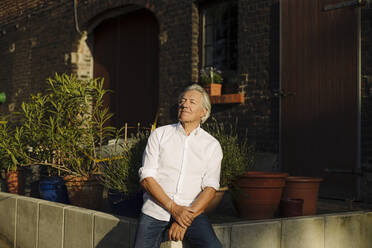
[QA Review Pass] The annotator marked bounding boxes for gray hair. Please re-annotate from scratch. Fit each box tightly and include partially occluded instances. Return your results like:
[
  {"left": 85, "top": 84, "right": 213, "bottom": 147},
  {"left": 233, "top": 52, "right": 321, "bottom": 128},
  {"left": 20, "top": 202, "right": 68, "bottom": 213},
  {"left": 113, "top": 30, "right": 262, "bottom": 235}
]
[{"left": 178, "top": 84, "right": 211, "bottom": 124}]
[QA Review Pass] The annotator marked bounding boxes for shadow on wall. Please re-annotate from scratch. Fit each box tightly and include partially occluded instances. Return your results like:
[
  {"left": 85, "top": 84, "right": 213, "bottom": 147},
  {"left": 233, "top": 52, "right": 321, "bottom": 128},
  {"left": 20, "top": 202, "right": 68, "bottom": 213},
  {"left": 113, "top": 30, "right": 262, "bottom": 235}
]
[{"left": 95, "top": 219, "right": 137, "bottom": 248}]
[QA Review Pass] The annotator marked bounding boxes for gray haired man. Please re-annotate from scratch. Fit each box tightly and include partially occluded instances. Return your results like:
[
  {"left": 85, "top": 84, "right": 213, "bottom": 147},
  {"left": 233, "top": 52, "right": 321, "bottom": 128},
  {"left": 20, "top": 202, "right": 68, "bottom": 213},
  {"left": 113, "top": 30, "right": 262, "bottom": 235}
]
[{"left": 134, "top": 84, "right": 223, "bottom": 248}]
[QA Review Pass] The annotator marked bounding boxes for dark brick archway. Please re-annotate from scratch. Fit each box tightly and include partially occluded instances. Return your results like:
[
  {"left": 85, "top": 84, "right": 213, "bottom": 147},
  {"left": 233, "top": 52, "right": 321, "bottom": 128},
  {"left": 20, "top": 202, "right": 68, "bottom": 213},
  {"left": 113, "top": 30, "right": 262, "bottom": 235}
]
[{"left": 93, "top": 8, "right": 159, "bottom": 129}]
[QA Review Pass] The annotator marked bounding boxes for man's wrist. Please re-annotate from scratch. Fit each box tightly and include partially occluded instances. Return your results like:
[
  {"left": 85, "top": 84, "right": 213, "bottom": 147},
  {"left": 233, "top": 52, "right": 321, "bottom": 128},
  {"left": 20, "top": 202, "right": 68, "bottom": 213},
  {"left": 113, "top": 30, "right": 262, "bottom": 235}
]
[{"left": 167, "top": 200, "right": 174, "bottom": 212}]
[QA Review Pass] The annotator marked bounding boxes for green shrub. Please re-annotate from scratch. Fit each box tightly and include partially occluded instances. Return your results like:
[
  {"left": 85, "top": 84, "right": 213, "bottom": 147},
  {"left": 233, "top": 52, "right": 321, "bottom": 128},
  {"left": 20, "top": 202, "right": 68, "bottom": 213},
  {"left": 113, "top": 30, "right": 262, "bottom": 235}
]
[
  {"left": 0, "top": 73, "right": 115, "bottom": 176},
  {"left": 98, "top": 131, "right": 150, "bottom": 194},
  {"left": 204, "top": 119, "right": 255, "bottom": 187}
]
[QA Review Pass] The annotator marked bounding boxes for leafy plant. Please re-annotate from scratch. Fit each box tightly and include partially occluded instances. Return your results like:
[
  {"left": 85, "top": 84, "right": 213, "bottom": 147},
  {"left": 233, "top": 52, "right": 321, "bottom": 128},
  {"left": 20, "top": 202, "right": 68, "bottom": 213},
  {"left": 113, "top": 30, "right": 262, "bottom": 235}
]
[
  {"left": 200, "top": 67, "right": 223, "bottom": 85},
  {"left": 1, "top": 73, "right": 115, "bottom": 177},
  {"left": 0, "top": 120, "right": 27, "bottom": 171},
  {"left": 98, "top": 130, "right": 150, "bottom": 194},
  {"left": 204, "top": 119, "right": 255, "bottom": 187}
]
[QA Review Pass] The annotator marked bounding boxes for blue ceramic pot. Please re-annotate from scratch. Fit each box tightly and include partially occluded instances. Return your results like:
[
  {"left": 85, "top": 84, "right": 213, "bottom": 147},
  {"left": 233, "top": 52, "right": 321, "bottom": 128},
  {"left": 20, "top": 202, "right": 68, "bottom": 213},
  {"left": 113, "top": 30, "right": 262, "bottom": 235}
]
[{"left": 39, "top": 176, "right": 69, "bottom": 204}]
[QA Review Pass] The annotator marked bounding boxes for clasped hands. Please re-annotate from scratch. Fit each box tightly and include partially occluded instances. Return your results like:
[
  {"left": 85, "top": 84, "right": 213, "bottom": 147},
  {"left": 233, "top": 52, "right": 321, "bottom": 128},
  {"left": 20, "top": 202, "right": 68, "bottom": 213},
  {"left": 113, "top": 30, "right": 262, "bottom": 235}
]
[{"left": 168, "top": 202, "right": 195, "bottom": 241}]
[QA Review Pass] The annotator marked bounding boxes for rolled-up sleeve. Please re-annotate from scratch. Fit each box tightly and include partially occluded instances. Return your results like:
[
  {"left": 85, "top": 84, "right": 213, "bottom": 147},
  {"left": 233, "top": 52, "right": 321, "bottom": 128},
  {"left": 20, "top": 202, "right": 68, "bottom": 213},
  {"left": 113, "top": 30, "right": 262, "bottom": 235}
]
[
  {"left": 138, "top": 129, "right": 160, "bottom": 181},
  {"left": 201, "top": 142, "right": 223, "bottom": 190}
]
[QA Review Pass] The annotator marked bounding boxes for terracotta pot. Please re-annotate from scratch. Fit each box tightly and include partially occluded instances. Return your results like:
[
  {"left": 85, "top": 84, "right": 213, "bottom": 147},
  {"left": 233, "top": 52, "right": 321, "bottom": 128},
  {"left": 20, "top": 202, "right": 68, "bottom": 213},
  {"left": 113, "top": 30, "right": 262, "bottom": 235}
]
[
  {"left": 63, "top": 175, "right": 103, "bottom": 210},
  {"left": 280, "top": 198, "right": 304, "bottom": 217},
  {"left": 282, "top": 176, "right": 323, "bottom": 215},
  {"left": 234, "top": 171, "right": 288, "bottom": 219},
  {"left": 204, "top": 83, "right": 222, "bottom": 96},
  {"left": 6, "top": 169, "right": 24, "bottom": 195},
  {"left": 205, "top": 186, "right": 228, "bottom": 214}
]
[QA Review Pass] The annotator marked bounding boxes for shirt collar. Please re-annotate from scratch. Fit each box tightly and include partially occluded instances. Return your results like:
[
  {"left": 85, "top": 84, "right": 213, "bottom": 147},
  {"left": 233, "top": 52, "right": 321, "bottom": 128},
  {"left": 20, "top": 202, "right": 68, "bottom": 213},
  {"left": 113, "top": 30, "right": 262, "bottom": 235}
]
[{"left": 177, "top": 122, "right": 201, "bottom": 136}]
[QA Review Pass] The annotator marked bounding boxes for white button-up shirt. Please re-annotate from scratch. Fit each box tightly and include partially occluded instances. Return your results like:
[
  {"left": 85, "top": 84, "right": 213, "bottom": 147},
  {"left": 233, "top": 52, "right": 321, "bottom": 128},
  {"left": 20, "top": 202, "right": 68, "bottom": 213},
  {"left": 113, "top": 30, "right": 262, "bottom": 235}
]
[{"left": 138, "top": 122, "right": 223, "bottom": 221}]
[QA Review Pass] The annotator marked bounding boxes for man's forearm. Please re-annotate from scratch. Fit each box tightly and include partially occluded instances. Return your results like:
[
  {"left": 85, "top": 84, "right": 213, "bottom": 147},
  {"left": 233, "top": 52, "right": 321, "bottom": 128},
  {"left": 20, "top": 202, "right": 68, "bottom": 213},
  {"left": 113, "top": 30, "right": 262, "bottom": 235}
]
[
  {"left": 141, "top": 177, "right": 195, "bottom": 227},
  {"left": 190, "top": 187, "right": 216, "bottom": 217},
  {"left": 141, "top": 177, "right": 172, "bottom": 211}
]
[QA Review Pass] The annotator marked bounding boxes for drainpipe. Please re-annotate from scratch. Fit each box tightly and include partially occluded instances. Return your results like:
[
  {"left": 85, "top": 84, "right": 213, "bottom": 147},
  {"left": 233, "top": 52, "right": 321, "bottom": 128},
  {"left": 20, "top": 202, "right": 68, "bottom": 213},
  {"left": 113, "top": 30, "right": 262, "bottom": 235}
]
[{"left": 73, "top": 0, "right": 84, "bottom": 35}]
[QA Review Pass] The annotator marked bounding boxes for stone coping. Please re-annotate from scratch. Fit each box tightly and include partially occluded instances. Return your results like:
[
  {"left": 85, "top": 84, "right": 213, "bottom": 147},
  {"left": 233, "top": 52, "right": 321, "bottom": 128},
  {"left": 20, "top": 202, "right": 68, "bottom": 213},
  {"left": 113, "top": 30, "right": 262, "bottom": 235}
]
[{"left": 0, "top": 192, "right": 371, "bottom": 248}]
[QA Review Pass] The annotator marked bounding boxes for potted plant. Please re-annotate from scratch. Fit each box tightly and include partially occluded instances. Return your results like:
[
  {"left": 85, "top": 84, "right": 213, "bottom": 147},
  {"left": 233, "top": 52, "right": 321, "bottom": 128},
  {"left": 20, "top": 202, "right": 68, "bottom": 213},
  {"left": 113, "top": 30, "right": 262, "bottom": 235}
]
[
  {"left": 234, "top": 171, "right": 288, "bottom": 219},
  {"left": 6, "top": 73, "right": 116, "bottom": 209},
  {"left": 204, "top": 120, "right": 289, "bottom": 220},
  {"left": 203, "top": 119, "right": 255, "bottom": 213},
  {"left": 98, "top": 131, "right": 149, "bottom": 218},
  {"left": 0, "top": 121, "right": 26, "bottom": 195},
  {"left": 281, "top": 176, "right": 323, "bottom": 216},
  {"left": 200, "top": 67, "right": 223, "bottom": 96}
]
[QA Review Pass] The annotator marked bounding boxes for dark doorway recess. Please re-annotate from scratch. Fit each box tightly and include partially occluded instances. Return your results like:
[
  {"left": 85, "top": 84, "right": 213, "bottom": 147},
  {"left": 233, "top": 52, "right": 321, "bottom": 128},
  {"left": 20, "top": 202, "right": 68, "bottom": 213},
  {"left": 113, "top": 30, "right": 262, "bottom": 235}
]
[{"left": 94, "top": 9, "right": 159, "bottom": 129}]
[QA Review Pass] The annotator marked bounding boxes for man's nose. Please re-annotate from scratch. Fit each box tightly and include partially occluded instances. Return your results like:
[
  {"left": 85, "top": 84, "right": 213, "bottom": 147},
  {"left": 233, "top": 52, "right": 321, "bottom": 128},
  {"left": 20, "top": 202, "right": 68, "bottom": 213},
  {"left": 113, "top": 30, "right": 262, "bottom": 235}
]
[{"left": 181, "top": 100, "right": 190, "bottom": 108}]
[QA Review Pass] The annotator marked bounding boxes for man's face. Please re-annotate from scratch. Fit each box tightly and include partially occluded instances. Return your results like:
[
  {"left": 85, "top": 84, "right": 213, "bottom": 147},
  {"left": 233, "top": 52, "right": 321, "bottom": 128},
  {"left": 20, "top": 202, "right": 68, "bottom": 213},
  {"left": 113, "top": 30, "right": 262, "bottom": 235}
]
[{"left": 178, "top": 90, "right": 207, "bottom": 124}]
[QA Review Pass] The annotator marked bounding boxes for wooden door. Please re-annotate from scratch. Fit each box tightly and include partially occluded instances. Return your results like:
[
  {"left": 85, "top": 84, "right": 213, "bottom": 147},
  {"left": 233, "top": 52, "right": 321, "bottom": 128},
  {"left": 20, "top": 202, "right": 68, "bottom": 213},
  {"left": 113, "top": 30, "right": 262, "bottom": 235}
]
[
  {"left": 281, "top": 0, "right": 359, "bottom": 199},
  {"left": 93, "top": 9, "right": 159, "bottom": 129}
]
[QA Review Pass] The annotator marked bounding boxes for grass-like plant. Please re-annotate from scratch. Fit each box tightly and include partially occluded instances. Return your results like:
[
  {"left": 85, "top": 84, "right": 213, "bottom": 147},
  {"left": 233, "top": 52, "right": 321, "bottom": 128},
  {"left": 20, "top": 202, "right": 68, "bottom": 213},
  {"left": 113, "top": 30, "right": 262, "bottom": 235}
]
[
  {"left": 98, "top": 131, "right": 150, "bottom": 194},
  {"left": 0, "top": 119, "right": 26, "bottom": 171},
  {"left": 204, "top": 119, "right": 255, "bottom": 187},
  {"left": 200, "top": 67, "right": 223, "bottom": 85}
]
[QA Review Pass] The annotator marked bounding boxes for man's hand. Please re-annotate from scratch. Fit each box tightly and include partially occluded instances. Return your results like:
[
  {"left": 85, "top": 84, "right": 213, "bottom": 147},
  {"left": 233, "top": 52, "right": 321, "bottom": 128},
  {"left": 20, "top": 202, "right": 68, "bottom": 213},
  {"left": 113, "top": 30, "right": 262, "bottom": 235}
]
[
  {"left": 169, "top": 222, "right": 187, "bottom": 241},
  {"left": 169, "top": 202, "right": 195, "bottom": 228}
]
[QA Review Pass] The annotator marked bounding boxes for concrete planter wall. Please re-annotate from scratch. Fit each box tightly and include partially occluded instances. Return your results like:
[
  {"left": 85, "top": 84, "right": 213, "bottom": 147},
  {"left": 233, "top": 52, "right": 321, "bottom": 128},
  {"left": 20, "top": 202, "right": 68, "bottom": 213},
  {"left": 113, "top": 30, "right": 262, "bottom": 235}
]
[{"left": 0, "top": 192, "right": 371, "bottom": 248}]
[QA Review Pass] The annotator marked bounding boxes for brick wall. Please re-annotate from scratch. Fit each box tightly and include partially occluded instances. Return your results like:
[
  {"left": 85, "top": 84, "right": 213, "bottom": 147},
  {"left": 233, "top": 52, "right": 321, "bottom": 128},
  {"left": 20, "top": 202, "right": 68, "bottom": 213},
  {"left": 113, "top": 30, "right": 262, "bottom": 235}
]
[
  {"left": 0, "top": 0, "right": 76, "bottom": 119},
  {"left": 0, "top": 0, "right": 370, "bottom": 161},
  {"left": 0, "top": 0, "right": 280, "bottom": 152},
  {"left": 0, "top": 0, "right": 196, "bottom": 126},
  {"left": 209, "top": 0, "right": 280, "bottom": 153}
]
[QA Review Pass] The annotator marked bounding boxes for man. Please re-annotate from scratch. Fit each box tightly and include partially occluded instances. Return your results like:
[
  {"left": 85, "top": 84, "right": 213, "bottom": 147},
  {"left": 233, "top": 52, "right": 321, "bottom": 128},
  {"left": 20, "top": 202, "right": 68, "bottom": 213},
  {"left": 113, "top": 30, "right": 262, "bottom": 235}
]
[{"left": 134, "top": 84, "right": 223, "bottom": 248}]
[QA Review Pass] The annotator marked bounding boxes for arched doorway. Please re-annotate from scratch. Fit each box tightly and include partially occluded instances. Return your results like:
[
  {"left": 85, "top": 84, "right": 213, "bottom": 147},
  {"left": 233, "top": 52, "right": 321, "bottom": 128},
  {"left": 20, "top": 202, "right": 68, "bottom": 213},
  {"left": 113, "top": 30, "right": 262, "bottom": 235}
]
[{"left": 93, "top": 8, "right": 159, "bottom": 129}]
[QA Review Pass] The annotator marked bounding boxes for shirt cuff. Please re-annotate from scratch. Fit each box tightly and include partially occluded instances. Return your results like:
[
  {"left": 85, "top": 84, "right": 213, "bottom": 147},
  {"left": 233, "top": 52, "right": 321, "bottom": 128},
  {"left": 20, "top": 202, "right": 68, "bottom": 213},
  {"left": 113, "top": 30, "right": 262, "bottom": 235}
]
[
  {"left": 201, "top": 180, "right": 220, "bottom": 191},
  {"left": 138, "top": 167, "right": 157, "bottom": 181}
]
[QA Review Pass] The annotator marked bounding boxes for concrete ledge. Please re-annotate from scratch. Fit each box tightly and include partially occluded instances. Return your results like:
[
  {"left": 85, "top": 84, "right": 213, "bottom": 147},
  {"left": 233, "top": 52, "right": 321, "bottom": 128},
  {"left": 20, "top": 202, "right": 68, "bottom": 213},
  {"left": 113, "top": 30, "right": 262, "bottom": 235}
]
[
  {"left": 0, "top": 193, "right": 16, "bottom": 248},
  {"left": 231, "top": 219, "right": 281, "bottom": 248},
  {"left": 281, "top": 216, "right": 324, "bottom": 248},
  {"left": 16, "top": 197, "right": 39, "bottom": 248},
  {"left": 64, "top": 207, "right": 95, "bottom": 248},
  {"left": 93, "top": 212, "right": 136, "bottom": 248},
  {"left": 0, "top": 192, "right": 372, "bottom": 248},
  {"left": 38, "top": 201, "right": 66, "bottom": 248},
  {"left": 324, "top": 212, "right": 364, "bottom": 248},
  {"left": 364, "top": 212, "right": 372, "bottom": 248}
]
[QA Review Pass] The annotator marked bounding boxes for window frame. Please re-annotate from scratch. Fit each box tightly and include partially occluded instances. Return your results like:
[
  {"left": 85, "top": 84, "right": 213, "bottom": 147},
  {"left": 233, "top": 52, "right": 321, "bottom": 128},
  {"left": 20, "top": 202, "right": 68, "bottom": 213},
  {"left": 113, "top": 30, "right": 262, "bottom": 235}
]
[{"left": 199, "top": 0, "right": 238, "bottom": 74}]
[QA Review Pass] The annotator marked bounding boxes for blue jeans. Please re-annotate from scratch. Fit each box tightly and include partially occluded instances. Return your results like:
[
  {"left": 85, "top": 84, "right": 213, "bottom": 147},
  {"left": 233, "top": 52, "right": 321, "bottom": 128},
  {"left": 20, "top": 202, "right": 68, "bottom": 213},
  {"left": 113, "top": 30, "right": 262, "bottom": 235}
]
[{"left": 134, "top": 213, "right": 222, "bottom": 248}]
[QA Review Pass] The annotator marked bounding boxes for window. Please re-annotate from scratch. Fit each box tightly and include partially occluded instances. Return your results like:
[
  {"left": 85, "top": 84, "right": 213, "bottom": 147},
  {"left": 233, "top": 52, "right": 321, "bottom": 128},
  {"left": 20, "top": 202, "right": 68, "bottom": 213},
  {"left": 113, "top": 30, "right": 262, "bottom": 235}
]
[{"left": 201, "top": 1, "right": 238, "bottom": 71}]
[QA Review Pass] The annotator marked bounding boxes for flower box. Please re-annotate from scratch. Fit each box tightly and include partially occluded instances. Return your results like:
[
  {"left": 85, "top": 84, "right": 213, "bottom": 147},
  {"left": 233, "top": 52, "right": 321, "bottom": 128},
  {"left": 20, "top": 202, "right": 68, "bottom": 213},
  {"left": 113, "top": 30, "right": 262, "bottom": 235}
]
[
  {"left": 204, "top": 83, "right": 222, "bottom": 96},
  {"left": 210, "top": 93, "right": 245, "bottom": 104}
]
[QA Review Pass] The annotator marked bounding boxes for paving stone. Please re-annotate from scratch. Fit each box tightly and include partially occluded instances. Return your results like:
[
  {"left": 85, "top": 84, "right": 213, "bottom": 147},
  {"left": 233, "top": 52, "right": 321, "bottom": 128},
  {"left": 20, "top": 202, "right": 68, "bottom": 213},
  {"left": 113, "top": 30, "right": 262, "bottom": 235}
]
[
  {"left": 231, "top": 220, "right": 281, "bottom": 248},
  {"left": 64, "top": 207, "right": 94, "bottom": 248},
  {"left": 0, "top": 193, "right": 16, "bottom": 248},
  {"left": 213, "top": 223, "right": 231, "bottom": 248},
  {"left": 16, "top": 197, "right": 39, "bottom": 248},
  {"left": 281, "top": 216, "right": 324, "bottom": 248},
  {"left": 324, "top": 212, "right": 364, "bottom": 248},
  {"left": 38, "top": 201, "right": 66, "bottom": 248},
  {"left": 93, "top": 212, "right": 133, "bottom": 248}
]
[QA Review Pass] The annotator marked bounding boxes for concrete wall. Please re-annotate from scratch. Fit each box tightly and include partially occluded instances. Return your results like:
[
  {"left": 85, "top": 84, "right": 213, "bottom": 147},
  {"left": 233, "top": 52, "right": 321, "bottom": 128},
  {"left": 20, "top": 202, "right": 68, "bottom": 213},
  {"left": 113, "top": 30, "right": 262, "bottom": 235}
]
[{"left": 0, "top": 192, "right": 372, "bottom": 248}]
